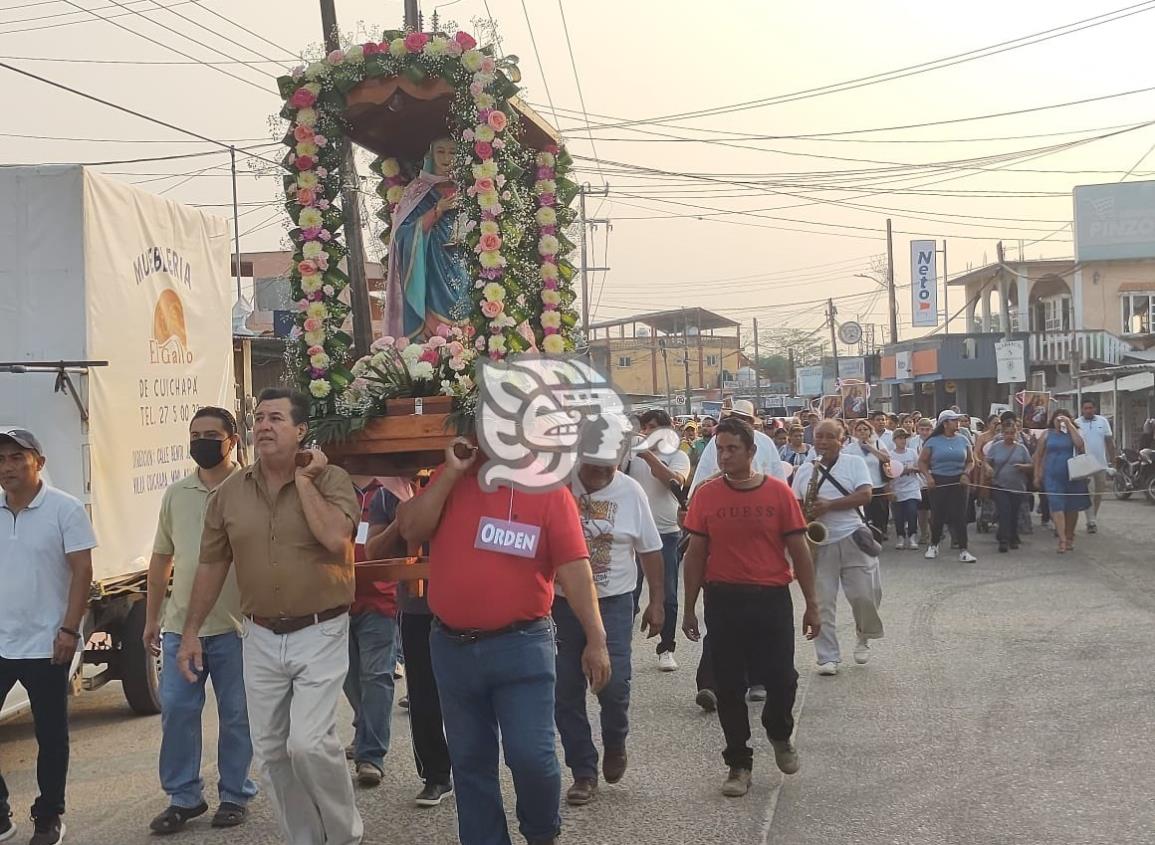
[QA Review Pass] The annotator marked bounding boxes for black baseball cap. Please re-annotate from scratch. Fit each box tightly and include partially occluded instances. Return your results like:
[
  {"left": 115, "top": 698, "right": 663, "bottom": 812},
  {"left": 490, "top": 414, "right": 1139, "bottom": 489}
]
[{"left": 0, "top": 428, "right": 44, "bottom": 456}]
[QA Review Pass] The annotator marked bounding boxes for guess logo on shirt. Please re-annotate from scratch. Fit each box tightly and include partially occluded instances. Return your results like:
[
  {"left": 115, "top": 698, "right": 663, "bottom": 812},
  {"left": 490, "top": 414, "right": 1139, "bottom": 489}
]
[
  {"left": 474, "top": 516, "right": 542, "bottom": 559},
  {"left": 713, "top": 504, "right": 777, "bottom": 519}
]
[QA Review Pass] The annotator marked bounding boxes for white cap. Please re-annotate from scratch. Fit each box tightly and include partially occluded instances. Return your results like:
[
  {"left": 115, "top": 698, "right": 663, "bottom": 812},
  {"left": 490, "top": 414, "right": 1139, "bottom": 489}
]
[{"left": 936, "top": 409, "right": 966, "bottom": 424}]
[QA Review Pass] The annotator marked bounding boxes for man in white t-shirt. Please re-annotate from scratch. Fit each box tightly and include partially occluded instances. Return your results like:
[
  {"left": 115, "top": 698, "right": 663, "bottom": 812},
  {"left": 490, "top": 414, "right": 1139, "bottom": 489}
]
[
  {"left": 0, "top": 429, "right": 96, "bottom": 845},
  {"left": 1079, "top": 399, "right": 1117, "bottom": 533},
  {"left": 627, "top": 409, "right": 691, "bottom": 671},
  {"left": 556, "top": 462, "right": 664, "bottom": 806},
  {"left": 792, "top": 421, "right": 883, "bottom": 677},
  {"left": 870, "top": 411, "right": 895, "bottom": 451},
  {"left": 690, "top": 401, "right": 787, "bottom": 496}
]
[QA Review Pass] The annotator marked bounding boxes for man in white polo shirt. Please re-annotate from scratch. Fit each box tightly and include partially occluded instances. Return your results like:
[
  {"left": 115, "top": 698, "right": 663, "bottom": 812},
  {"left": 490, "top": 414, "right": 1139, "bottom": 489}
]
[
  {"left": 1079, "top": 399, "right": 1116, "bottom": 534},
  {"left": 0, "top": 429, "right": 96, "bottom": 845}
]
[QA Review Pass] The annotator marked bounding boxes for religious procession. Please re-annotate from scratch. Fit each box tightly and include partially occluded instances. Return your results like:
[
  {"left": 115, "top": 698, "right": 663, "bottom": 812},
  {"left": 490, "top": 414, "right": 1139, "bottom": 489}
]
[{"left": 3, "top": 3, "right": 1155, "bottom": 845}]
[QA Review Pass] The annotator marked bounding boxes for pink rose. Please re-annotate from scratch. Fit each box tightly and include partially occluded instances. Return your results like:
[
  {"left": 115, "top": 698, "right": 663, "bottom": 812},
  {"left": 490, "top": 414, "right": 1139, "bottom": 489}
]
[
  {"left": 326, "top": 49, "right": 345, "bottom": 64},
  {"left": 480, "top": 56, "right": 496, "bottom": 73},
  {"left": 296, "top": 188, "right": 316, "bottom": 206},
  {"left": 469, "top": 81, "right": 484, "bottom": 97},
  {"left": 474, "top": 141, "right": 493, "bottom": 160},
  {"left": 313, "top": 134, "right": 328, "bottom": 147},
  {"left": 307, "top": 345, "right": 324, "bottom": 356},
  {"left": 427, "top": 335, "right": 447, "bottom": 347},
  {"left": 435, "top": 324, "right": 451, "bottom": 338},
  {"left": 487, "top": 111, "right": 508, "bottom": 132},
  {"left": 363, "top": 41, "right": 381, "bottom": 55},
  {"left": 289, "top": 88, "right": 316, "bottom": 109},
  {"left": 419, "top": 347, "right": 439, "bottom": 364},
  {"left": 474, "top": 177, "right": 495, "bottom": 193},
  {"left": 462, "top": 128, "right": 476, "bottom": 142},
  {"left": 304, "top": 317, "right": 322, "bottom": 332},
  {"left": 298, "top": 259, "right": 318, "bottom": 276},
  {"left": 404, "top": 32, "right": 429, "bottom": 52},
  {"left": 480, "top": 299, "right": 504, "bottom": 319},
  {"left": 447, "top": 41, "right": 463, "bottom": 57},
  {"left": 447, "top": 341, "right": 465, "bottom": 357},
  {"left": 293, "top": 125, "right": 315, "bottom": 143},
  {"left": 455, "top": 31, "right": 478, "bottom": 50},
  {"left": 478, "top": 232, "right": 501, "bottom": 252},
  {"left": 295, "top": 155, "right": 316, "bottom": 171},
  {"left": 492, "top": 139, "right": 505, "bottom": 150},
  {"left": 395, "top": 336, "right": 410, "bottom": 350}
]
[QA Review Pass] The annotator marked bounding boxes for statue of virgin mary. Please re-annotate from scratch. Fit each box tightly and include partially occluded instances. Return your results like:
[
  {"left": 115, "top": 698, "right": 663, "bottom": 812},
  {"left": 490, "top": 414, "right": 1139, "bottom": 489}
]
[{"left": 383, "top": 137, "right": 471, "bottom": 340}]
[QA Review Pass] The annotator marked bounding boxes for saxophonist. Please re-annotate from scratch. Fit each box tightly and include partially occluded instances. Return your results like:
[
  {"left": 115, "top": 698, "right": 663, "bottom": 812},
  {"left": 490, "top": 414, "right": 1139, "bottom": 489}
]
[
  {"left": 681, "top": 418, "right": 820, "bottom": 798},
  {"left": 791, "top": 420, "right": 884, "bottom": 677}
]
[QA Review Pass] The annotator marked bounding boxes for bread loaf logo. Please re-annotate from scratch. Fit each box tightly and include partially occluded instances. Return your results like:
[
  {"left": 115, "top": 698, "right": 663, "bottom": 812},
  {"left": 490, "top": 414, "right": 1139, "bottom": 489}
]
[{"left": 150, "top": 288, "right": 193, "bottom": 365}]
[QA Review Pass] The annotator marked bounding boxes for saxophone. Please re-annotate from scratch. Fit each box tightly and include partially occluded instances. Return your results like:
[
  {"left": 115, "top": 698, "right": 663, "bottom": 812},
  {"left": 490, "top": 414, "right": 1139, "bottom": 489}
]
[{"left": 803, "top": 461, "right": 828, "bottom": 546}]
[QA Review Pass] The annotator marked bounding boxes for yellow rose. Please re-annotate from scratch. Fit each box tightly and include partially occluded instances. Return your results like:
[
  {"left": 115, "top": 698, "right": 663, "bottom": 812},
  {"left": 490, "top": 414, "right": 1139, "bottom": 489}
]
[
  {"left": 461, "top": 50, "right": 484, "bottom": 72},
  {"left": 535, "top": 179, "right": 557, "bottom": 195},
  {"left": 297, "top": 108, "right": 317, "bottom": 128},
  {"left": 301, "top": 274, "right": 322, "bottom": 293},
  {"left": 425, "top": 37, "right": 448, "bottom": 56},
  {"left": 479, "top": 250, "right": 503, "bottom": 269},
  {"left": 309, "top": 379, "right": 332, "bottom": 398},
  {"left": 473, "top": 160, "right": 498, "bottom": 180},
  {"left": 297, "top": 171, "right": 319, "bottom": 189},
  {"left": 390, "top": 38, "right": 407, "bottom": 57},
  {"left": 298, "top": 207, "right": 323, "bottom": 229},
  {"left": 542, "top": 334, "right": 565, "bottom": 355},
  {"left": 302, "top": 241, "right": 324, "bottom": 260},
  {"left": 385, "top": 185, "right": 404, "bottom": 204},
  {"left": 542, "top": 289, "right": 561, "bottom": 306},
  {"left": 541, "top": 311, "right": 562, "bottom": 329},
  {"left": 540, "top": 263, "right": 559, "bottom": 281},
  {"left": 380, "top": 158, "right": 401, "bottom": 178},
  {"left": 535, "top": 207, "right": 557, "bottom": 227},
  {"left": 479, "top": 220, "right": 500, "bottom": 237},
  {"left": 296, "top": 141, "right": 318, "bottom": 157},
  {"left": 304, "top": 329, "right": 326, "bottom": 346},
  {"left": 488, "top": 334, "right": 507, "bottom": 353},
  {"left": 309, "top": 353, "right": 331, "bottom": 368},
  {"left": 474, "top": 93, "right": 496, "bottom": 110},
  {"left": 306, "top": 302, "right": 328, "bottom": 320},
  {"left": 482, "top": 282, "right": 506, "bottom": 302},
  {"left": 474, "top": 124, "right": 495, "bottom": 143},
  {"left": 305, "top": 61, "right": 328, "bottom": 80},
  {"left": 478, "top": 190, "right": 500, "bottom": 209},
  {"left": 304, "top": 82, "right": 322, "bottom": 95}
]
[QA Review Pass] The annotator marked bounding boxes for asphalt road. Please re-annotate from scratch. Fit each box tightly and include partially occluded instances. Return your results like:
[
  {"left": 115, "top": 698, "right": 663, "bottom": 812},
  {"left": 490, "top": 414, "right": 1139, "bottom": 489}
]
[{"left": 2, "top": 499, "right": 1153, "bottom": 845}]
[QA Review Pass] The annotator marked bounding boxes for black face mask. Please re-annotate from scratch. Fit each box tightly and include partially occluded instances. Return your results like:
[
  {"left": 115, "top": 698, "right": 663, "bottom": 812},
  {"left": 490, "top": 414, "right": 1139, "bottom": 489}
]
[{"left": 189, "top": 438, "right": 228, "bottom": 470}]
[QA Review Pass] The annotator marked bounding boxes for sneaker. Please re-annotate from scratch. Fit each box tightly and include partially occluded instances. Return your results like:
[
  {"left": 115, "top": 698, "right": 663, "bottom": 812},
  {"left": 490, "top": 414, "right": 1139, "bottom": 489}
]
[
  {"left": 958, "top": 550, "right": 977, "bottom": 563},
  {"left": 29, "top": 817, "right": 65, "bottom": 845},
  {"left": 895, "top": 537, "right": 906, "bottom": 551},
  {"left": 746, "top": 685, "right": 767, "bottom": 702},
  {"left": 695, "top": 689, "right": 718, "bottom": 712},
  {"left": 998, "top": 543, "right": 1008, "bottom": 553},
  {"left": 906, "top": 537, "right": 920, "bottom": 550},
  {"left": 1087, "top": 521, "right": 1097, "bottom": 534},
  {"left": 924, "top": 545, "right": 939, "bottom": 560},
  {"left": 853, "top": 638, "right": 870, "bottom": 665},
  {"left": 398, "top": 695, "right": 409, "bottom": 710},
  {"left": 356, "top": 761, "right": 384, "bottom": 787},
  {"left": 770, "top": 739, "right": 800, "bottom": 775},
  {"left": 721, "top": 767, "right": 752, "bottom": 797},
  {"left": 415, "top": 782, "right": 453, "bottom": 808},
  {"left": 817, "top": 662, "right": 838, "bottom": 676},
  {"left": 1010, "top": 540, "right": 1021, "bottom": 550},
  {"left": 0, "top": 808, "right": 13, "bottom": 844},
  {"left": 566, "top": 777, "right": 597, "bottom": 806},
  {"left": 657, "top": 652, "right": 678, "bottom": 672},
  {"left": 603, "top": 746, "right": 627, "bottom": 784}
]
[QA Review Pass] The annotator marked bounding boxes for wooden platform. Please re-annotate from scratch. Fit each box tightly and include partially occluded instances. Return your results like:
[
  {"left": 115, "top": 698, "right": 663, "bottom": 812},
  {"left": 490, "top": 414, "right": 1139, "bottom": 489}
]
[{"left": 321, "top": 397, "right": 456, "bottom": 476}]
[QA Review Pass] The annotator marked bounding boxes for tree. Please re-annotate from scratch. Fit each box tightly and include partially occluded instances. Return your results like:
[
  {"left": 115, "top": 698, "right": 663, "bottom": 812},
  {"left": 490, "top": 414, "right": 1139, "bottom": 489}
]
[{"left": 748, "top": 327, "right": 826, "bottom": 381}]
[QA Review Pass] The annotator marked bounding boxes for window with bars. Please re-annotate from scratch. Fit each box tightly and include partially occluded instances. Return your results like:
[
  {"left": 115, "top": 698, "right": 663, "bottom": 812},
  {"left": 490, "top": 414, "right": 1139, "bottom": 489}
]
[
  {"left": 706, "top": 354, "right": 719, "bottom": 367},
  {"left": 1121, "top": 292, "right": 1155, "bottom": 335},
  {"left": 617, "top": 355, "right": 632, "bottom": 368}
]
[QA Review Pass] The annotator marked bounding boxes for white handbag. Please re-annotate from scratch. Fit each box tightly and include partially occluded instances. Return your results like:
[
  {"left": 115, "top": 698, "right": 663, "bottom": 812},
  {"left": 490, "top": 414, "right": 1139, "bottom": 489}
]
[{"left": 1067, "top": 452, "right": 1104, "bottom": 481}]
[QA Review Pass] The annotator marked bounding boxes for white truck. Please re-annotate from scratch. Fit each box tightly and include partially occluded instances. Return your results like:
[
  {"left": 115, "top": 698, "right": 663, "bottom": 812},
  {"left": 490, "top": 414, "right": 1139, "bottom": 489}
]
[{"left": 1, "top": 166, "right": 235, "bottom": 719}]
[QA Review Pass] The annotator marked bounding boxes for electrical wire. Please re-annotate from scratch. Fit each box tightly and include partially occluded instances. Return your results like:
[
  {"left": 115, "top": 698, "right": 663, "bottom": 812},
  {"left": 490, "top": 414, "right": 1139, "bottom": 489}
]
[
  {"left": 556, "top": 0, "right": 604, "bottom": 187},
  {"left": 584, "top": 1, "right": 1155, "bottom": 129},
  {"left": 140, "top": 0, "right": 293, "bottom": 69},
  {"left": 0, "top": 129, "right": 274, "bottom": 143},
  {"left": 0, "top": 53, "right": 288, "bottom": 65},
  {"left": 185, "top": 1, "right": 300, "bottom": 62},
  {"left": 1, "top": 141, "right": 281, "bottom": 167},
  {"left": 518, "top": 0, "right": 560, "bottom": 131},
  {"left": 0, "top": 0, "right": 203, "bottom": 35}
]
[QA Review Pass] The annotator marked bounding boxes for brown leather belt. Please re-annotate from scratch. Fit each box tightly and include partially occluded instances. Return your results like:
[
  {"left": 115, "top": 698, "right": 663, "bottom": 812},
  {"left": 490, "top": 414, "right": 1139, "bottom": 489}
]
[{"left": 247, "top": 605, "right": 349, "bottom": 636}]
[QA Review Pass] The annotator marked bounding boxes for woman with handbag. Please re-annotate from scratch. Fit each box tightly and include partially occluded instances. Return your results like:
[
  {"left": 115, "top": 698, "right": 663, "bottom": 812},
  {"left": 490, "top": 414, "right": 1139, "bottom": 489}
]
[{"left": 1033, "top": 410, "right": 1091, "bottom": 553}]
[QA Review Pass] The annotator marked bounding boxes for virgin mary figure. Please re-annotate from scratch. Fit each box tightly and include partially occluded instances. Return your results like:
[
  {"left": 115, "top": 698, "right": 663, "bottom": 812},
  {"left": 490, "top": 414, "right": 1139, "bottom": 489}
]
[{"left": 383, "top": 137, "right": 471, "bottom": 340}]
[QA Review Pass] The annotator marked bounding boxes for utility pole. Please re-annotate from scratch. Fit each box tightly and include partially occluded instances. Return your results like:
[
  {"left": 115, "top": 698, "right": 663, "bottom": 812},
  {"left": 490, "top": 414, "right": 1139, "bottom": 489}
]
[
  {"left": 941, "top": 239, "right": 949, "bottom": 334},
  {"left": 319, "top": 0, "right": 373, "bottom": 357},
  {"left": 680, "top": 308, "right": 693, "bottom": 414},
  {"left": 996, "top": 241, "right": 1017, "bottom": 408},
  {"left": 229, "top": 145, "right": 242, "bottom": 302},
  {"left": 659, "top": 338, "right": 672, "bottom": 415},
  {"left": 753, "top": 316, "right": 762, "bottom": 413},
  {"left": 827, "top": 298, "right": 840, "bottom": 383},
  {"left": 577, "top": 184, "right": 610, "bottom": 334},
  {"left": 886, "top": 218, "right": 899, "bottom": 410},
  {"left": 403, "top": 0, "right": 420, "bottom": 29}
]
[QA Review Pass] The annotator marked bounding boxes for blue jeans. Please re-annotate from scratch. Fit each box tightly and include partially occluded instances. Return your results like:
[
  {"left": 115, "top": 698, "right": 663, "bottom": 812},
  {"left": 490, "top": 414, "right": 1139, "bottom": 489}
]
[
  {"left": 160, "top": 632, "right": 258, "bottom": 808},
  {"left": 552, "top": 593, "right": 633, "bottom": 781},
  {"left": 431, "top": 619, "right": 560, "bottom": 845},
  {"left": 892, "top": 498, "right": 919, "bottom": 539},
  {"left": 343, "top": 611, "right": 398, "bottom": 769},
  {"left": 634, "top": 532, "right": 681, "bottom": 653}
]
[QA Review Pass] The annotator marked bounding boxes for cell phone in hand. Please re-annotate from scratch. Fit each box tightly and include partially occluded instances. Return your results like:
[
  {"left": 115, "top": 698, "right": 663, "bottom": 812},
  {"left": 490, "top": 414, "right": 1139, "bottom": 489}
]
[
  {"left": 294, "top": 450, "right": 314, "bottom": 468},
  {"left": 453, "top": 442, "right": 478, "bottom": 461}
]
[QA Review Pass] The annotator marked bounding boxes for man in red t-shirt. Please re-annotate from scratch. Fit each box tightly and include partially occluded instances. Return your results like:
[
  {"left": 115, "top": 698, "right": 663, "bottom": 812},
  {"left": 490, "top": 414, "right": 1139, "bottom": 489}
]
[
  {"left": 397, "top": 440, "right": 610, "bottom": 845},
  {"left": 682, "top": 418, "right": 820, "bottom": 798}
]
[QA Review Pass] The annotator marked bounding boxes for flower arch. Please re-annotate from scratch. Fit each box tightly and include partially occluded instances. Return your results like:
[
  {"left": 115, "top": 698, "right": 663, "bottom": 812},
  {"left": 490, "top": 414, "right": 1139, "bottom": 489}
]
[{"left": 277, "top": 29, "right": 579, "bottom": 417}]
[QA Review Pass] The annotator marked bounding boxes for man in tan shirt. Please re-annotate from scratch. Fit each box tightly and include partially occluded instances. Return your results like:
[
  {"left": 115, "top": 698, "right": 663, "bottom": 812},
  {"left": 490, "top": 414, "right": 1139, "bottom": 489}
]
[{"left": 176, "top": 389, "right": 362, "bottom": 845}]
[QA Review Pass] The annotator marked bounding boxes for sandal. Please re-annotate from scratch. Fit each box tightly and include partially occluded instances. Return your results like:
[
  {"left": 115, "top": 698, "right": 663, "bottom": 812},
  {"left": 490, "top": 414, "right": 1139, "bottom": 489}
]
[
  {"left": 149, "top": 802, "right": 208, "bottom": 834},
  {"left": 1057, "top": 541, "right": 1068, "bottom": 554},
  {"left": 211, "top": 802, "right": 248, "bottom": 828}
]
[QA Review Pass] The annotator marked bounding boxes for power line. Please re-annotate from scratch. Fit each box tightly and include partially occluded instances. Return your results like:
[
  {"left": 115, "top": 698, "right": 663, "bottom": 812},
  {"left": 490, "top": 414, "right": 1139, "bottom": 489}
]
[
  {"left": 586, "top": 1, "right": 1155, "bottom": 129},
  {"left": 56, "top": 0, "right": 272, "bottom": 93},
  {"left": 0, "top": 129, "right": 273, "bottom": 143},
  {"left": 1, "top": 141, "right": 280, "bottom": 167},
  {"left": 0, "top": 0, "right": 203, "bottom": 35},
  {"left": 519, "top": 0, "right": 559, "bottom": 130},
  {"left": 187, "top": 1, "right": 300, "bottom": 62},
  {"left": 140, "top": 0, "right": 292, "bottom": 69},
  {"left": 0, "top": 53, "right": 287, "bottom": 65},
  {"left": 556, "top": 0, "right": 604, "bottom": 187},
  {"left": 0, "top": 60, "right": 284, "bottom": 167}
]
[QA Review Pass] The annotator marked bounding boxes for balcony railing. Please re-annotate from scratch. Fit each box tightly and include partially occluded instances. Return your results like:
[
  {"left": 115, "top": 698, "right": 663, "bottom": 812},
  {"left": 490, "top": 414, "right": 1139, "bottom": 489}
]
[{"left": 1029, "top": 330, "right": 1133, "bottom": 366}]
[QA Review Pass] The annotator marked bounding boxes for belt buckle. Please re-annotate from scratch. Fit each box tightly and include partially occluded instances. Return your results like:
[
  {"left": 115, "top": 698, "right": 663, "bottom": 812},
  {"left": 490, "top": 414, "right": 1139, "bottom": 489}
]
[
  {"left": 270, "top": 617, "right": 294, "bottom": 636},
  {"left": 457, "top": 629, "right": 481, "bottom": 644}
]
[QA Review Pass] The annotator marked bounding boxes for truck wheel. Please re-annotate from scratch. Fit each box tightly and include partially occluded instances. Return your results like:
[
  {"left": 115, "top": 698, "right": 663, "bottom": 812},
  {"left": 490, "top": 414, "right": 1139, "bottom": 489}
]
[{"left": 120, "top": 600, "right": 162, "bottom": 716}]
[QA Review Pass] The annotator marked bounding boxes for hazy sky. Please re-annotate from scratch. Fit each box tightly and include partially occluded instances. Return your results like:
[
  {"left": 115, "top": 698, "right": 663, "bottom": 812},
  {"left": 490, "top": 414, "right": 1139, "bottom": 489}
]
[{"left": 5, "top": 0, "right": 1154, "bottom": 344}]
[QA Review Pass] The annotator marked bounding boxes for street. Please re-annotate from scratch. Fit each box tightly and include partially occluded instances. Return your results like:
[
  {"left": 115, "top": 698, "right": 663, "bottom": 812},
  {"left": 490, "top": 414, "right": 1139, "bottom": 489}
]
[{"left": 2, "top": 498, "right": 1153, "bottom": 845}]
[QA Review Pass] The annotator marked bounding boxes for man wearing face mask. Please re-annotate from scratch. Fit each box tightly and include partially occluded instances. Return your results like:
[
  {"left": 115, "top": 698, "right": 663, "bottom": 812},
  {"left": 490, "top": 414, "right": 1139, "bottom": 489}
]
[
  {"left": 177, "top": 389, "right": 363, "bottom": 845},
  {"left": 143, "top": 407, "right": 258, "bottom": 834}
]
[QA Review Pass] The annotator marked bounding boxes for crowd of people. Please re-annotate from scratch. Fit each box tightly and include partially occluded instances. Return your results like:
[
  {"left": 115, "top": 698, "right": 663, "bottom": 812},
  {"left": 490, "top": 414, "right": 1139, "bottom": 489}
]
[{"left": 0, "top": 389, "right": 1118, "bottom": 845}]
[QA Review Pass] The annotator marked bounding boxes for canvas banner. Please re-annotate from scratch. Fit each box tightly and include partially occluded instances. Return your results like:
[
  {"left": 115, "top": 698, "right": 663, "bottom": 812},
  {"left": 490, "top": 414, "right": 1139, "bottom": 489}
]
[
  {"left": 910, "top": 240, "right": 938, "bottom": 327},
  {"left": 83, "top": 170, "right": 234, "bottom": 579}
]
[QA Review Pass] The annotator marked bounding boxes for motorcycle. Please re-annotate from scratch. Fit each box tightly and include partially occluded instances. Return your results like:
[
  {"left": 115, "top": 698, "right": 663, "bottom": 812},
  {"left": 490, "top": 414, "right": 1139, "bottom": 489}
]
[{"left": 1114, "top": 448, "right": 1155, "bottom": 503}]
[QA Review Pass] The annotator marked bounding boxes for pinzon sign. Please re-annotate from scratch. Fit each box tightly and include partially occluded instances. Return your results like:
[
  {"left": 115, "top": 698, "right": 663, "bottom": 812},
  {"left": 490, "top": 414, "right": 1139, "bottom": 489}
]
[{"left": 1074, "top": 180, "right": 1155, "bottom": 261}]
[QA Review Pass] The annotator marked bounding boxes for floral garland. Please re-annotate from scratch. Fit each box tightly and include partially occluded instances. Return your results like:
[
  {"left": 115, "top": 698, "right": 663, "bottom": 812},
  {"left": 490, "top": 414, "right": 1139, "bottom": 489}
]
[{"left": 277, "top": 28, "right": 578, "bottom": 417}]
